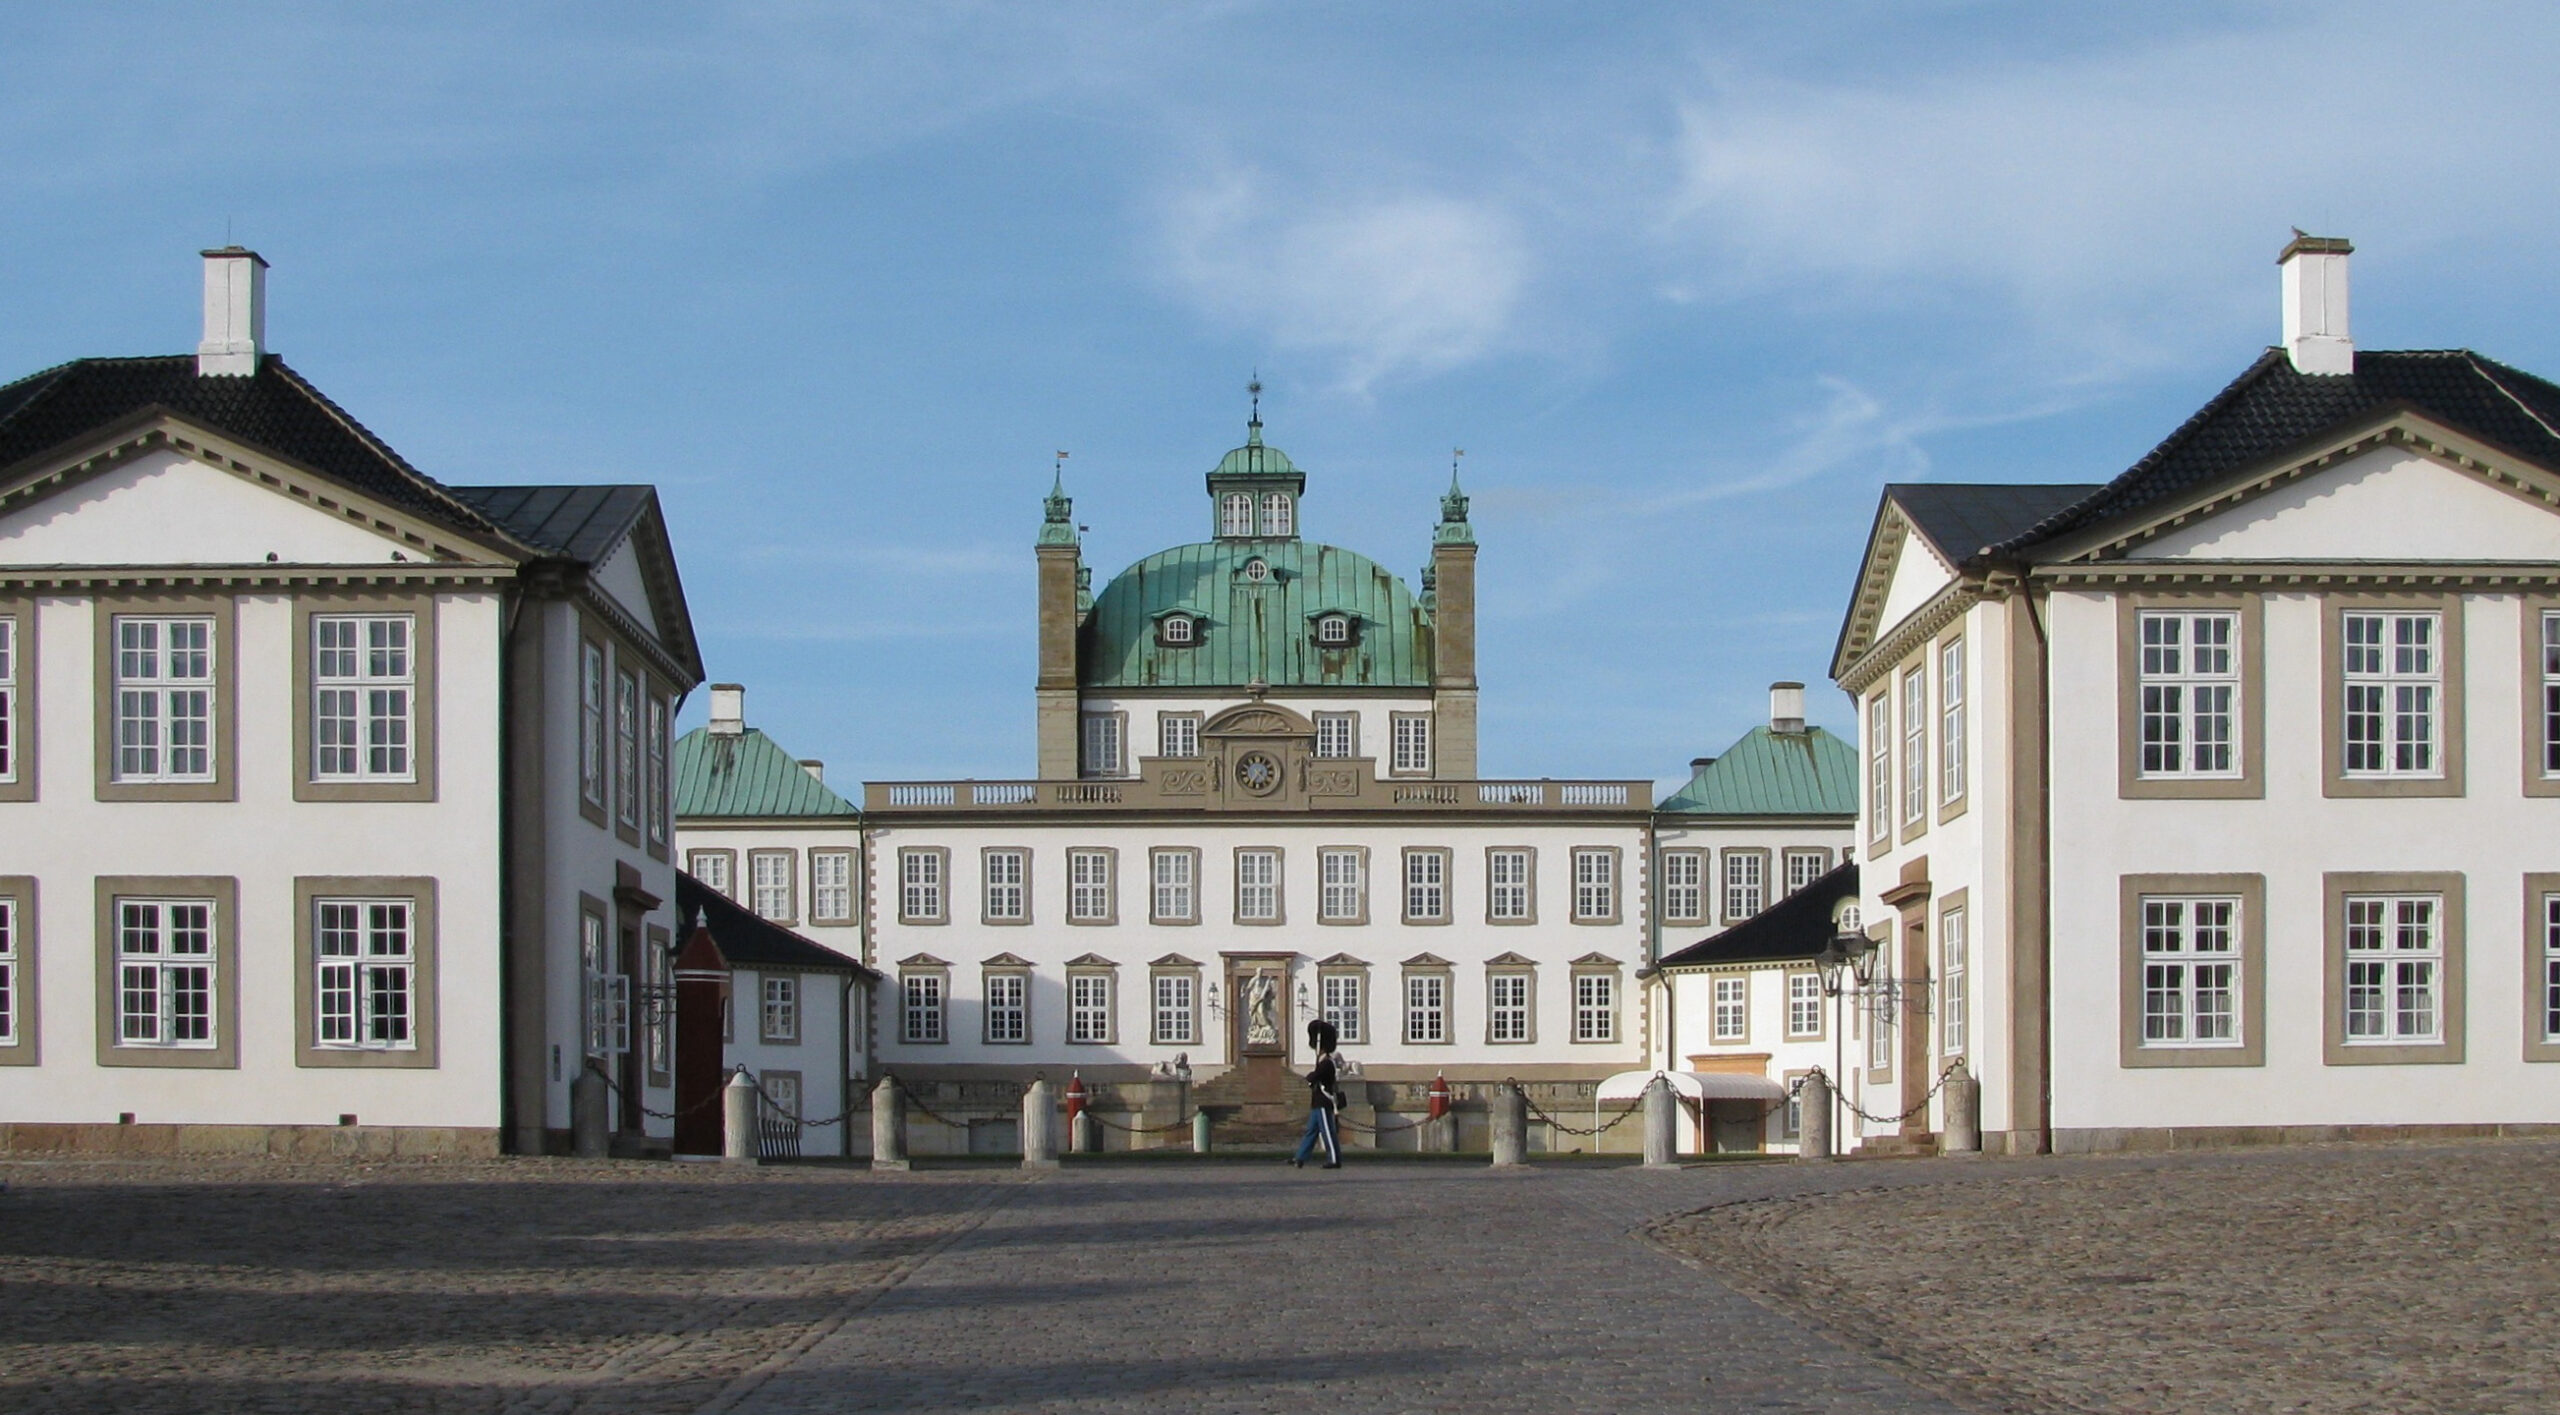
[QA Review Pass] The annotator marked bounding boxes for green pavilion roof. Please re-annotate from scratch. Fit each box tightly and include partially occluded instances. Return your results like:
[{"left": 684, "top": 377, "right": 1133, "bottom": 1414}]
[
  {"left": 1079, "top": 539, "right": 1430, "bottom": 691},
  {"left": 674, "top": 726, "right": 858, "bottom": 818},
  {"left": 1657, "top": 726, "right": 1858, "bottom": 816}
]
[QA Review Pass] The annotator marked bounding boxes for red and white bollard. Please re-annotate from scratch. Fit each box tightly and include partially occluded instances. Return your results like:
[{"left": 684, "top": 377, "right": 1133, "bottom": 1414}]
[{"left": 1064, "top": 1072, "right": 1090, "bottom": 1154}]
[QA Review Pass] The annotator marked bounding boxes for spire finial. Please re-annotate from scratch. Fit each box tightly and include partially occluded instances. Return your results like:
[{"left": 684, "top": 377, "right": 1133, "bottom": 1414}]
[
  {"left": 1436, "top": 448, "right": 1474, "bottom": 544},
  {"left": 1246, "top": 372, "right": 1264, "bottom": 446},
  {"left": 1040, "top": 451, "right": 1079, "bottom": 546}
]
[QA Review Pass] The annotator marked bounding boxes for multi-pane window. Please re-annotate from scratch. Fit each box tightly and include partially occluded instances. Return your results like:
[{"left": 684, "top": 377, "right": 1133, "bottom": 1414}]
[
  {"left": 643, "top": 931, "right": 670, "bottom": 1076},
  {"left": 2343, "top": 613, "right": 2441, "bottom": 776},
  {"left": 811, "top": 851, "right": 852, "bottom": 921},
  {"left": 578, "top": 642, "right": 605, "bottom": 808},
  {"left": 1900, "top": 666, "right": 1928, "bottom": 826},
  {"left": 580, "top": 912, "right": 627, "bottom": 1058},
  {"left": 1939, "top": 637, "right": 1967, "bottom": 802},
  {"left": 1070, "top": 972, "right": 1113, "bottom": 1042},
  {"left": 1712, "top": 976, "right": 1748, "bottom": 1041},
  {"left": 1160, "top": 714, "right": 1200, "bottom": 758},
  {"left": 750, "top": 852, "right": 793, "bottom": 921},
  {"left": 2344, "top": 895, "right": 2441, "bottom": 1043},
  {"left": 2139, "top": 897, "right": 2240, "bottom": 1046},
  {"left": 1315, "top": 614, "right": 1350, "bottom": 646},
  {"left": 2542, "top": 893, "right": 2560, "bottom": 1044},
  {"left": 900, "top": 850, "right": 944, "bottom": 922},
  {"left": 1867, "top": 970, "right": 1895, "bottom": 1070},
  {"left": 0, "top": 897, "right": 14, "bottom": 1044},
  {"left": 118, "top": 899, "right": 215, "bottom": 1048},
  {"left": 1405, "top": 973, "right": 1446, "bottom": 1043},
  {"left": 1867, "top": 693, "right": 1891, "bottom": 839},
  {"left": 1236, "top": 850, "right": 1279, "bottom": 922},
  {"left": 1572, "top": 849, "right": 1614, "bottom": 921},
  {"left": 1785, "top": 849, "right": 1829, "bottom": 895},
  {"left": 1319, "top": 849, "right": 1364, "bottom": 921},
  {"left": 761, "top": 975, "right": 799, "bottom": 1043},
  {"left": 985, "top": 973, "right": 1027, "bottom": 1043},
  {"left": 1787, "top": 972, "right": 1823, "bottom": 1039},
  {"left": 1161, "top": 615, "right": 1195, "bottom": 646},
  {"left": 1573, "top": 972, "right": 1615, "bottom": 1042},
  {"left": 983, "top": 850, "right": 1027, "bottom": 922},
  {"left": 1070, "top": 850, "right": 1114, "bottom": 922},
  {"left": 902, "top": 973, "right": 945, "bottom": 1043},
  {"left": 1220, "top": 492, "right": 1255, "bottom": 537},
  {"left": 2542, "top": 612, "right": 2560, "bottom": 776},
  {"left": 1153, "top": 973, "right": 1195, "bottom": 1044},
  {"left": 114, "top": 617, "right": 215, "bottom": 782},
  {"left": 1261, "top": 493, "right": 1293, "bottom": 537},
  {"left": 646, "top": 697, "right": 669, "bottom": 845},
  {"left": 1081, "top": 713, "right": 1122, "bottom": 777},
  {"left": 1314, "top": 712, "right": 1358, "bottom": 759},
  {"left": 1488, "top": 973, "right": 1531, "bottom": 1043},
  {"left": 1941, "top": 907, "right": 1968, "bottom": 1054},
  {"left": 1660, "top": 851, "right": 1702, "bottom": 921},
  {"left": 0, "top": 617, "right": 15, "bottom": 781},
  {"left": 1724, "top": 851, "right": 1764, "bottom": 922},
  {"left": 2138, "top": 611, "right": 2239, "bottom": 777},
  {"left": 315, "top": 898, "right": 414, "bottom": 1050},
  {"left": 1152, "top": 850, "right": 1194, "bottom": 922},
  {"left": 1488, "top": 849, "right": 1531, "bottom": 921},
  {"left": 1404, "top": 851, "right": 1446, "bottom": 921},
  {"left": 688, "top": 851, "right": 732, "bottom": 898},
  {"left": 614, "top": 670, "right": 640, "bottom": 828},
  {"left": 1322, "top": 972, "right": 1363, "bottom": 1043},
  {"left": 1392, "top": 714, "right": 1431, "bottom": 774},
  {"left": 313, "top": 615, "right": 413, "bottom": 780}
]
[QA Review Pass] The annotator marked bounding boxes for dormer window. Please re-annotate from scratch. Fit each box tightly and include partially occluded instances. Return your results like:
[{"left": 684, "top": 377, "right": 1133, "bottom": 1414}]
[
  {"left": 1160, "top": 614, "right": 1198, "bottom": 647},
  {"left": 1314, "top": 613, "right": 1353, "bottom": 647},
  {"left": 1220, "top": 493, "right": 1255, "bottom": 538},
  {"left": 1241, "top": 558, "right": 1270, "bottom": 583},
  {"left": 1261, "top": 493, "right": 1293, "bottom": 537}
]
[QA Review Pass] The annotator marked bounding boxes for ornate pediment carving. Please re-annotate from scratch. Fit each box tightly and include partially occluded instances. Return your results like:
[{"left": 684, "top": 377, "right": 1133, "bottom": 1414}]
[{"left": 1202, "top": 703, "right": 1313, "bottom": 737}]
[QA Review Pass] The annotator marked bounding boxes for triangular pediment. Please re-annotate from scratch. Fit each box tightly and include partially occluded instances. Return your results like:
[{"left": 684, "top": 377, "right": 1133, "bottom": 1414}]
[
  {"left": 1484, "top": 951, "right": 1539, "bottom": 968},
  {"left": 1149, "top": 953, "right": 1203, "bottom": 968},
  {"left": 1400, "top": 952, "right": 1452, "bottom": 969},
  {"left": 896, "top": 952, "right": 950, "bottom": 969},
  {"left": 1832, "top": 499, "right": 1944, "bottom": 681},
  {"left": 1315, "top": 953, "right": 1369, "bottom": 968},
  {"left": 1570, "top": 952, "right": 1624, "bottom": 968},
  {"left": 1064, "top": 952, "right": 1118, "bottom": 969},
  {"left": 980, "top": 952, "right": 1033, "bottom": 969}
]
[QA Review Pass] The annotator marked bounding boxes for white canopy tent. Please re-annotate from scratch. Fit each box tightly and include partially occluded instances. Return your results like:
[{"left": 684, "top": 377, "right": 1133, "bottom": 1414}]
[{"left": 1590, "top": 1070, "right": 1786, "bottom": 1154}]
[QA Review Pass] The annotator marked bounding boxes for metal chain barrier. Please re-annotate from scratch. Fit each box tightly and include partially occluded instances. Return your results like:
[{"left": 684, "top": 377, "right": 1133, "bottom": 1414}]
[
  {"left": 885, "top": 1083, "right": 976, "bottom": 1133},
  {"left": 1086, "top": 1109, "right": 1200, "bottom": 1135},
  {"left": 582, "top": 1059, "right": 729, "bottom": 1124},
  {"left": 1512, "top": 1078, "right": 1645, "bottom": 1137},
  {"left": 745, "top": 1073, "right": 858, "bottom": 1130},
  {"left": 1835, "top": 1061, "right": 1966, "bottom": 1127}
]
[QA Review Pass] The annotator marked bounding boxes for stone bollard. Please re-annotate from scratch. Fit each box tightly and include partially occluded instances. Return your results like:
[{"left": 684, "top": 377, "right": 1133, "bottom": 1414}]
[
  {"left": 571, "top": 1067, "right": 610, "bottom": 1159},
  {"left": 722, "top": 1069, "right": 758, "bottom": 1165},
  {"left": 1641, "top": 1075, "right": 1679, "bottom": 1169},
  {"left": 1421, "top": 1111, "right": 1456, "bottom": 1154},
  {"left": 870, "top": 1075, "right": 910, "bottom": 1172},
  {"left": 1021, "top": 1079, "right": 1060, "bottom": 1170},
  {"left": 1073, "top": 1110, "right": 1101, "bottom": 1155},
  {"left": 1489, "top": 1084, "right": 1528, "bottom": 1168},
  {"left": 1798, "top": 1071, "right": 1833, "bottom": 1162},
  {"left": 1942, "top": 1061, "right": 1981, "bottom": 1156},
  {"left": 1193, "top": 1108, "right": 1214, "bottom": 1155}
]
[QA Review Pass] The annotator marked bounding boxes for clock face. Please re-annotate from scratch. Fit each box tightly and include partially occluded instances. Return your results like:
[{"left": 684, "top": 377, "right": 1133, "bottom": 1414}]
[{"left": 1235, "top": 751, "right": 1282, "bottom": 795}]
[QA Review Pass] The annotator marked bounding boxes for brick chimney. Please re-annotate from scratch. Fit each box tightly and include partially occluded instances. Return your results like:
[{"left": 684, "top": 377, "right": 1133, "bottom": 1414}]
[
  {"left": 2279, "top": 231, "right": 2353, "bottom": 376},
  {"left": 196, "top": 247, "right": 267, "bottom": 377}
]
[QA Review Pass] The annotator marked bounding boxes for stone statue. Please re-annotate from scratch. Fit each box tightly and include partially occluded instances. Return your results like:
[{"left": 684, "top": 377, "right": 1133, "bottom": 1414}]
[{"left": 1244, "top": 971, "right": 1280, "bottom": 1047}]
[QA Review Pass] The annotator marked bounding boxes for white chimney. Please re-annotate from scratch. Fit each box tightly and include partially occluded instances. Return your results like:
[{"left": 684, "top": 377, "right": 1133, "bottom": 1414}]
[
  {"left": 799, "top": 759, "right": 825, "bottom": 783},
  {"left": 196, "top": 247, "right": 268, "bottom": 377},
  {"left": 708, "top": 683, "right": 745, "bottom": 737},
  {"left": 1769, "top": 681, "right": 1806, "bottom": 734},
  {"left": 2279, "top": 231, "right": 2353, "bottom": 376}
]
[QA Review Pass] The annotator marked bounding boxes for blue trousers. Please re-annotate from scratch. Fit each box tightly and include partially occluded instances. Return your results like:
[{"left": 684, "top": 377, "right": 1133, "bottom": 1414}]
[{"left": 1294, "top": 1105, "right": 1341, "bottom": 1165}]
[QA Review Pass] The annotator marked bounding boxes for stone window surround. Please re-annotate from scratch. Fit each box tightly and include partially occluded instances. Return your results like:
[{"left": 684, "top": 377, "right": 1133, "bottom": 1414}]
[
  {"left": 1484, "top": 959, "right": 1537, "bottom": 1045},
  {"left": 94, "top": 594, "right": 239, "bottom": 803},
  {"left": 1484, "top": 845, "right": 1537, "bottom": 926},
  {"left": 2321, "top": 593, "right": 2466, "bottom": 799},
  {"left": 1401, "top": 847, "right": 1452, "bottom": 925},
  {"left": 1572, "top": 845, "right": 1624, "bottom": 926},
  {"left": 1069, "top": 846, "right": 1121, "bottom": 926},
  {"left": 1149, "top": 959, "right": 1201, "bottom": 1045},
  {"left": 1232, "top": 846, "right": 1286, "bottom": 926},
  {"left": 979, "top": 847, "right": 1030, "bottom": 926},
  {"left": 292, "top": 875, "right": 440, "bottom": 1069},
  {"left": 0, "top": 601, "right": 31, "bottom": 802},
  {"left": 2323, "top": 871, "right": 2466, "bottom": 1066},
  {"left": 1710, "top": 972, "right": 1750, "bottom": 1045},
  {"left": 1866, "top": 690, "right": 1892, "bottom": 849},
  {"left": 1569, "top": 960, "right": 1621, "bottom": 1044},
  {"left": 1718, "top": 847, "right": 1768, "bottom": 927},
  {"left": 288, "top": 593, "right": 442, "bottom": 803},
  {"left": 1784, "top": 967, "right": 1824, "bottom": 1042},
  {"left": 896, "top": 846, "right": 950, "bottom": 925},
  {"left": 643, "top": 923, "right": 672, "bottom": 1086},
  {"left": 759, "top": 1068, "right": 805, "bottom": 1122},
  {"left": 1937, "top": 887, "right": 1969, "bottom": 1060},
  {"left": 982, "top": 959, "right": 1032, "bottom": 1045},
  {"left": 2118, "top": 594, "right": 2266, "bottom": 799},
  {"left": 644, "top": 693, "right": 670, "bottom": 861},
  {"left": 759, "top": 972, "right": 801, "bottom": 1045},
  {"left": 1388, "top": 711, "right": 1433, "bottom": 778},
  {"left": 1148, "top": 846, "right": 1198, "bottom": 926},
  {"left": 1897, "top": 662, "right": 1928, "bottom": 845},
  {"left": 1317, "top": 845, "right": 1370, "bottom": 925},
  {"left": 1936, "top": 630, "right": 1969, "bottom": 823},
  {"left": 1658, "top": 847, "right": 1706, "bottom": 925},
  {"left": 809, "top": 848, "right": 856, "bottom": 925},
  {"left": 1318, "top": 957, "right": 1369, "bottom": 1045},
  {"left": 94, "top": 875, "right": 240, "bottom": 1069},
  {"left": 2525, "top": 874, "right": 2560, "bottom": 1063},
  {"left": 2521, "top": 598, "right": 2559, "bottom": 799},
  {"left": 1158, "top": 710, "right": 1202, "bottom": 759},
  {"left": 1313, "top": 710, "right": 1359, "bottom": 760},
  {"left": 1783, "top": 848, "right": 1833, "bottom": 896},
  {"left": 1401, "top": 957, "right": 1453, "bottom": 1044},
  {"left": 0, "top": 876, "right": 35, "bottom": 1064},
  {"left": 613, "top": 664, "right": 642, "bottom": 845},
  {"left": 1066, "top": 959, "right": 1118, "bottom": 1046},
  {"left": 2116, "top": 873, "right": 2266, "bottom": 1069},
  {"left": 1081, "top": 709, "right": 1130, "bottom": 780},
  {"left": 686, "top": 848, "right": 737, "bottom": 900},
  {"left": 747, "top": 847, "right": 799, "bottom": 927},
  {"left": 898, "top": 958, "right": 949, "bottom": 1045},
  {"left": 577, "top": 633, "right": 607, "bottom": 827}
]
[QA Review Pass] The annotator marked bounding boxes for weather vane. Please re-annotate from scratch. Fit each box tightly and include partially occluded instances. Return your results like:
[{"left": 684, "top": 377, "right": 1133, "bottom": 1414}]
[{"left": 1248, "top": 373, "right": 1262, "bottom": 425}]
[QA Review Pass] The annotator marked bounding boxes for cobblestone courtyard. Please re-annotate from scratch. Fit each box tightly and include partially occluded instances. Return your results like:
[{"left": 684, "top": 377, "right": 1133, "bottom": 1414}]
[{"left": 1, "top": 1141, "right": 2549, "bottom": 1413}]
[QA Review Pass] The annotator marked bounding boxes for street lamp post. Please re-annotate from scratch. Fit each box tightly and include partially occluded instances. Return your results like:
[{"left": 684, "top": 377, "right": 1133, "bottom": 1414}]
[{"left": 1814, "top": 929, "right": 1879, "bottom": 1154}]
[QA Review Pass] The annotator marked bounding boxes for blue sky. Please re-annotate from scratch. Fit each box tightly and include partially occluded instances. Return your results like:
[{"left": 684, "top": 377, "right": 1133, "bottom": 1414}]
[{"left": 8, "top": 3, "right": 2560, "bottom": 789}]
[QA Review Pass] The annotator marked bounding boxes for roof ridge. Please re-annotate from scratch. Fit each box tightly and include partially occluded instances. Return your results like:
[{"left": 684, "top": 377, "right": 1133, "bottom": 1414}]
[{"left": 263, "top": 358, "right": 500, "bottom": 538}]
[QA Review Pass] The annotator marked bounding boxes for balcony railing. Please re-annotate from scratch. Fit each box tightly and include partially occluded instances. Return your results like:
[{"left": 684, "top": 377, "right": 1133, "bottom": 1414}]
[{"left": 864, "top": 775, "right": 1647, "bottom": 814}]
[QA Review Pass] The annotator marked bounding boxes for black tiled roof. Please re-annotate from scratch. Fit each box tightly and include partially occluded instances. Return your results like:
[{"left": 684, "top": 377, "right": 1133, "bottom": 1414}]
[
  {"left": 448, "top": 484, "right": 659, "bottom": 562},
  {"left": 0, "top": 355, "right": 500, "bottom": 536},
  {"left": 1992, "top": 348, "right": 2560, "bottom": 555},
  {"left": 1655, "top": 861, "right": 1860, "bottom": 969},
  {"left": 1890, "top": 483, "right": 2099, "bottom": 567},
  {"left": 676, "top": 873, "right": 873, "bottom": 977}
]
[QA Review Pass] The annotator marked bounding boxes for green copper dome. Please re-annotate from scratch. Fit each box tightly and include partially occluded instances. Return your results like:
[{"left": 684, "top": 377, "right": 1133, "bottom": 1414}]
[{"left": 1080, "top": 539, "right": 1430, "bottom": 690}]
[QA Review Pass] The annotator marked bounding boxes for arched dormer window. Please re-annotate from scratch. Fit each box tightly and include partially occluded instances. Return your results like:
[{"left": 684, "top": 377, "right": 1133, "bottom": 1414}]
[
  {"left": 1220, "top": 493, "right": 1255, "bottom": 538},
  {"left": 1313, "top": 613, "right": 1353, "bottom": 647},
  {"left": 1160, "top": 614, "right": 1197, "bottom": 646},
  {"left": 1261, "top": 493, "right": 1293, "bottom": 537}
]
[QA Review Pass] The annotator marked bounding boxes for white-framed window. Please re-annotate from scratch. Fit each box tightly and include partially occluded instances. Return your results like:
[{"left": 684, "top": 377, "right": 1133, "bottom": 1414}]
[
  {"left": 2139, "top": 896, "right": 2241, "bottom": 1047},
  {"left": 1573, "top": 849, "right": 1615, "bottom": 922},
  {"left": 761, "top": 975, "right": 799, "bottom": 1043},
  {"left": 2137, "top": 610, "right": 2239, "bottom": 777},
  {"left": 900, "top": 850, "right": 945, "bottom": 922},
  {"left": 580, "top": 912, "right": 628, "bottom": 1058},
  {"left": 0, "top": 616, "right": 15, "bottom": 782},
  {"left": 578, "top": 641, "right": 605, "bottom": 808},
  {"left": 1900, "top": 666, "right": 1927, "bottom": 826},
  {"left": 1314, "top": 712, "right": 1358, "bottom": 759},
  {"left": 1392, "top": 714, "right": 1431, "bottom": 774},
  {"left": 1784, "top": 849, "right": 1829, "bottom": 895},
  {"left": 1314, "top": 614, "right": 1350, "bottom": 646},
  {"left": 1161, "top": 615, "right": 1196, "bottom": 646},
  {"left": 811, "top": 850, "right": 853, "bottom": 921},
  {"left": 314, "top": 898, "right": 414, "bottom": 1050},
  {"left": 1153, "top": 973, "right": 1195, "bottom": 1044},
  {"left": 1940, "top": 636, "right": 1967, "bottom": 802},
  {"left": 613, "top": 670, "right": 639, "bottom": 827},
  {"left": 1319, "top": 849, "right": 1365, "bottom": 921},
  {"left": 1070, "top": 849, "right": 1114, "bottom": 922},
  {"left": 750, "top": 851, "right": 794, "bottom": 921},
  {"left": 2542, "top": 611, "right": 2560, "bottom": 777},
  {"left": 1712, "top": 976, "right": 1747, "bottom": 1042},
  {"left": 113, "top": 617, "right": 215, "bottom": 782},
  {"left": 312, "top": 614, "right": 413, "bottom": 781},
  {"left": 2343, "top": 612, "right": 2441, "bottom": 776},
  {"left": 1867, "top": 692, "right": 1891, "bottom": 840},
  {"left": 1261, "top": 493, "right": 1293, "bottom": 537},
  {"left": 1405, "top": 973, "right": 1446, "bottom": 1043},
  {"left": 2344, "top": 894, "right": 2441, "bottom": 1043},
  {"left": 116, "top": 898, "right": 216, "bottom": 1048},
  {"left": 1081, "top": 712, "right": 1123, "bottom": 777},
  {"left": 1941, "top": 906, "right": 1968, "bottom": 1055},
  {"left": 902, "top": 972, "right": 945, "bottom": 1043},
  {"left": 1322, "top": 971, "right": 1364, "bottom": 1043},
  {"left": 1787, "top": 972, "right": 1823, "bottom": 1039},
  {"left": 1488, "top": 972, "right": 1531, "bottom": 1043},
  {"left": 1160, "top": 714, "right": 1200, "bottom": 758},
  {"left": 1404, "top": 850, "right": 1446, "bottom": 922},
  {"left": 985, "top": 972, "right": 1027, "bottom": 1043},
  {"left": 1573, "top": 971, "right": 1616, "bottom": 1042},
  {"left": 1782, "top": 1086, "right": 1803, "bottom": 1143},
  {"left": 760, "top": 1071, "right": 802, "bottom": 1127},
  {"left": 1867, "top": 970, "right": 1895, "bottom": 1070},
  {"left": 688, "top": 851, "right": 732, "bottom": 898},
  {"left": 2543, "top": 892, "right": 2560, "bottom": 1044},
  {"left": 643, "top": 928, "right": 671, "bottom": 1077},
  {"left": 1488, "top": 849, "right": 1531, "bottom": 921},
  {"left": 0, "top": 897, "right": 15, "bottom": 1044},
  {"left": 1236, "top": 849, "right": 1280, "bottom": 921},
  {"left": 646, "top": 696, "right": 669, "bottom": 846},
  {"left": 1660, "top": 851, "right": 1702, "bottom": 921},
  {"left": 1152, "top": 850, "right": 1194, "bottom": 922},
  {"left": 1220, "top": 492, "right": 1255, "bottom": 537},
  {"left": 1070, "top": 971, "right": 1113, "bottom": 1043},
  {"left": 983, "top": 849, "right": 1027, "bottom": 922},
  {"left": 1724, "top": 852, "right": 1765, "bottom": 922}
]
